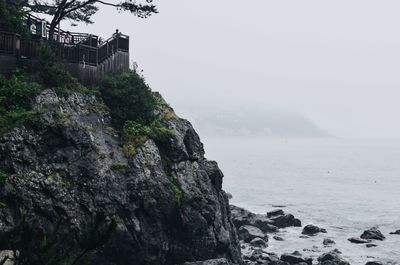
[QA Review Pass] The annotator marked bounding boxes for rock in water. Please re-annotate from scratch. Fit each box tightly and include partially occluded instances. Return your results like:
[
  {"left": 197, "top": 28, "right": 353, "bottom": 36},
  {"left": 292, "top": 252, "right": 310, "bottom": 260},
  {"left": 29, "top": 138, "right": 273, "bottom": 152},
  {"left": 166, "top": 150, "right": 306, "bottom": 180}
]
[
  {"left": 365, "top": 262, "right": 383, "bottom": 265},
  {"left": 0, "top": 91, "right": 242, "bottom": 265},
  {"left": 230, "top": 205, "right": 278, "bottom": 233},
  {"left": 366, "top": 243, "right": 378, "bottom": 248},
  {"left": 390, "top": 229, "right": 400, "bottom": 235},
  {"left": 249, "top": 237, "right": 268, "bottom": 248},
  {"left": 323, "top": 238, "right": 336, "bottom": 246},
  {"left": 270, "top": 213, "right": 302, "bottom": 228},
  {"left": 281, "top": 253, "right": 312, "bottom": 265},
  {"left": 348, "top": 237, "right": 371, "bottom": 244},
  {"left": 267, "top": 209, "right": 284, "bottom": 218},
  {"left": 360, "top": 227, "right": 386, "bottom": 241},
  {"left": 318, "top": 250, "right": 350, "bottom": 265},
  {"left": 238, "top": 225, "right": 267, "bottom": 243},
  {"left": 302, "top": 224, "right": 327, "bottom": 235},
  {"left": 273, "top": 236, "right": 284, "bottom": 241},
  {"left": 229, "top": 205, "right": 257, "bottom": 228}
]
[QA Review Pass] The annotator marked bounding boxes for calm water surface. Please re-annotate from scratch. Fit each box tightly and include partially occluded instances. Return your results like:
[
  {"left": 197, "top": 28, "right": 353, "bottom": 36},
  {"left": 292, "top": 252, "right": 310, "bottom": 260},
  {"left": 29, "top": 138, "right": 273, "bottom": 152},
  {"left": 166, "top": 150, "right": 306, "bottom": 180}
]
[{"left": 202, "top": 137, "right": 400, "bottom": 264}]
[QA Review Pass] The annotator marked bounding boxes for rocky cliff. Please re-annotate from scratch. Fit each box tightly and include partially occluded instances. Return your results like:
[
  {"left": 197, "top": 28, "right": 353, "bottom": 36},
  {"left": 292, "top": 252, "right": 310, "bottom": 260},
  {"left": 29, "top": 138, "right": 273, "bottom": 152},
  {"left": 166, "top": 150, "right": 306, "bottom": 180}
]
[{"left": 0, "top": 90, "right": 241, "bottom": 265}]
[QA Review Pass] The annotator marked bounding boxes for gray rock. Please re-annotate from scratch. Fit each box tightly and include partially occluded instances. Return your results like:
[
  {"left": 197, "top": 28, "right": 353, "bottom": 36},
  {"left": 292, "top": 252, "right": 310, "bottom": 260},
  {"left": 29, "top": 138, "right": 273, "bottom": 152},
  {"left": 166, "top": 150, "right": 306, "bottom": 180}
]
[
  {"left": 273, "top": 236, "right": 284, "bottom": 241},
  {"left": 238, "top": 225, "right": 267, "bottom": 243},
  {"left": 0, "top": 90, "right": 242, "bottom": 265},
  {"left": 230, "top": 205, "right": 278, "bottom": 233},
  {"left": 390, "top": 229, "right": 400, "bottom": 235},
  {"left": 348, "top": 237, "right": 371, "bottom": 244},
  {"left": 365, "top": 262, "right": 383, "bottom": 265},
  {"left": 249, "top": 237, "right": 268, "bottom": 248},
  {"left": 366, "top": 244, "right": 378, "bottom": 248},
  {"left": 267, "top": 209, "right": 284, "bottom": 218},
  {"left": 323, "top": 238, "right": 336, "bottom": 246},
  {"left": 361, "top": 227, "right": 385, "bottom": 241},
  {"left": 230, "top": 205, "right": 257, "bottom": 229},
  {"left": 280, "top": 253, "right": 312, "bottom": 265},
  {"left": 302, "top": 224, "right": 327, "bottom": 235},
  {"left": 317, "top": 250, "right": 350, "bottom": 265},
  {"left": 269, "top": 214, "right": 302, "bottom": 228}
]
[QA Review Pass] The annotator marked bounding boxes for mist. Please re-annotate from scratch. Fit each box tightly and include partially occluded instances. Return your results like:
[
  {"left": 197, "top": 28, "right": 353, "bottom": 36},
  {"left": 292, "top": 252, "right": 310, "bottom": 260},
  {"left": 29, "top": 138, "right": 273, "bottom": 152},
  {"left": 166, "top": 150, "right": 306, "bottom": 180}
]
[{"left": 62, "top": 0, "right": 400, "bottom": 138}]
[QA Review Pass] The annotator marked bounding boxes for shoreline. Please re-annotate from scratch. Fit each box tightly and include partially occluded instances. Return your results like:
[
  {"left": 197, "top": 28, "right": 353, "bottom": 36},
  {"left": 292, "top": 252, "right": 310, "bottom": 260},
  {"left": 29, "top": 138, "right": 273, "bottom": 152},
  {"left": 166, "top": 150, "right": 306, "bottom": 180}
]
[{"left": 230, "top": 205, "right": 400, "bottom": 265}]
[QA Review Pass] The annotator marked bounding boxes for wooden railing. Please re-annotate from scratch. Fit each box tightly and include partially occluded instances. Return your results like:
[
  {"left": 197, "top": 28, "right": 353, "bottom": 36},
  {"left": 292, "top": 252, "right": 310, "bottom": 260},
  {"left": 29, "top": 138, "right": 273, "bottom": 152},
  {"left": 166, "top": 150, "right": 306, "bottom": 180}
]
[
  {"left": 0, "top": 31, "right": 19, "bottom": 55},
  {"left": 0, "top": 31, "right": 129, "bottom": 67}
]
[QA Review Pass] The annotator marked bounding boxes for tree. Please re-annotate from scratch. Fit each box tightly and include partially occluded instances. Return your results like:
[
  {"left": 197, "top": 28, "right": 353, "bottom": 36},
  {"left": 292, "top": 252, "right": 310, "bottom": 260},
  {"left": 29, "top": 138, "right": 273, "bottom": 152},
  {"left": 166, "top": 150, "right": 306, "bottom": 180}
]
[
  {"left": 0, "top": 0, "right": 30, "bottom": 36},
  {"left": 9, "top": 0, "right": 158, "bottom": 41}
]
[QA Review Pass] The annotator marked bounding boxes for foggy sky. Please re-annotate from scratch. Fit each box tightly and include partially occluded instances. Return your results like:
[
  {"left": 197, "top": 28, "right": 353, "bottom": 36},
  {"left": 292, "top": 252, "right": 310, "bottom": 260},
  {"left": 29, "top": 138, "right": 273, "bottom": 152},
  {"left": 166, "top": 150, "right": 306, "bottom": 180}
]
[{"left": 62, "top": 0, "right": 400, "bottom": 138}]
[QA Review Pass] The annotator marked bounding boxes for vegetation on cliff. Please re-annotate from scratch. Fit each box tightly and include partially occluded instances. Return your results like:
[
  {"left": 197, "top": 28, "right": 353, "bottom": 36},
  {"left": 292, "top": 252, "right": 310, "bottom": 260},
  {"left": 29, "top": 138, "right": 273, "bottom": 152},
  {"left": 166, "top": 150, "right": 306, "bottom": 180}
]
[{"left": 0, "top": 60, "right": 174, "bottom": 265}]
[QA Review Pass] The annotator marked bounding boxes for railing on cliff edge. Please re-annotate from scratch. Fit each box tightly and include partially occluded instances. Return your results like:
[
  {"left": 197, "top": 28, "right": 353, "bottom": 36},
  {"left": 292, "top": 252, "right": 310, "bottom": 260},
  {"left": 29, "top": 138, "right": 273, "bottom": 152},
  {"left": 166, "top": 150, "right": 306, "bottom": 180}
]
[{"left": 0, "top": 31, "right": 129, "bottom": 67}]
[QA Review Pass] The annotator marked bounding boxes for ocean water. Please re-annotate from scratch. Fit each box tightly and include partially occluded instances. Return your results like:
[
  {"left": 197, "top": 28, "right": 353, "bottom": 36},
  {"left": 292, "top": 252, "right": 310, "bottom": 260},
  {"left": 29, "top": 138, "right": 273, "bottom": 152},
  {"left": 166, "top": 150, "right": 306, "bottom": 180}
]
[{"left": 202, "top": 137, "right": 400, "bottom": 264}]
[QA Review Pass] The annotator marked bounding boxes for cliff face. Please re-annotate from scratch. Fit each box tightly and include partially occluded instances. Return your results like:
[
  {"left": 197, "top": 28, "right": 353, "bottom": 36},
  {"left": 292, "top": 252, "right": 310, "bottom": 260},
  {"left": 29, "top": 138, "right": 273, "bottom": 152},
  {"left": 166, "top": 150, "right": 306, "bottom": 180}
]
[{"left": 0, "top": 90, "right": 241, "bottom": 265}]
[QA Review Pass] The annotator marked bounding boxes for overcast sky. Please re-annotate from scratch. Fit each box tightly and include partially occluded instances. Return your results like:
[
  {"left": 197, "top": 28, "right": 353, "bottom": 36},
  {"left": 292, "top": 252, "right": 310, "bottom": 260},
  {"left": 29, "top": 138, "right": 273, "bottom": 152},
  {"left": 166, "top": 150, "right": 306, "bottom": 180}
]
[{"left": 63, "top": 0, "right": 400, "bottom": 138}]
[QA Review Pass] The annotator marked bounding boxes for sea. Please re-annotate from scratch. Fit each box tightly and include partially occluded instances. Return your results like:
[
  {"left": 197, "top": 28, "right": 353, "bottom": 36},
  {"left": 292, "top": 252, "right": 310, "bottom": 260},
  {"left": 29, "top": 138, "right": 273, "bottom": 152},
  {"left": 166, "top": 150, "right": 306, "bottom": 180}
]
[{"left": 202, "top": 137, "right": 400, "bottom": 264}]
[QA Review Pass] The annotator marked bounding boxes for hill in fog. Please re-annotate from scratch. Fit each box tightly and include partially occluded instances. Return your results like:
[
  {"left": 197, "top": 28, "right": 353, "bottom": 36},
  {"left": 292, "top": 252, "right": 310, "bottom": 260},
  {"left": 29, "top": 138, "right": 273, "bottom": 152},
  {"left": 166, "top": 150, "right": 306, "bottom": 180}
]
[{"left": 177, "top": 105, "right": 331, "bottom": 138}]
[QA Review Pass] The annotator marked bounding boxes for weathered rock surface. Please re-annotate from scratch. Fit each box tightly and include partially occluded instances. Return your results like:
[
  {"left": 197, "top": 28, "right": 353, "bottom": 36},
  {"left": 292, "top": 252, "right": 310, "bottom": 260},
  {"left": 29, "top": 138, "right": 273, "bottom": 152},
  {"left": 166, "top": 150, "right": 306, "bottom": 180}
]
[
  {"left": 249, "top": 237, "right": 268, "bottom": 248},
  {"left": 0, "top": 91, "right": 242, "bottom": 265},
  {"left": 280, "top": 253, "right": 312, "bottom": 265},
  {"left": 269, "top": 213, "right": 302, "bottom": 228},
  {"left": 360, "top": 228, "right": 385, "bottom": 241},
  {"left": 230, "top": 205, "right": 300, "bottom": 231},
  {"left": 267, "top": 209, "right": 284, "bottom": 218},
  {"left": 238, "top": 225, "right": 267, "bottom": 243},
  {"left": 317, "top": 250, "right": 350, "bottom": 265},
  {"left": 302, "top": 224, "right": 327, "bottom": 235}
]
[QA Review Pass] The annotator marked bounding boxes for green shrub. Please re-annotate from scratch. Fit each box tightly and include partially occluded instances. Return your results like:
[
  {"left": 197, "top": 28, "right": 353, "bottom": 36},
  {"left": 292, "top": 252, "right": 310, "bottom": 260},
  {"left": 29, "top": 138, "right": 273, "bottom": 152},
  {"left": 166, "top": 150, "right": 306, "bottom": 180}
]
[
  {"left": 120, "top": 120, "right": 173, "bottom": 158},
  {"left": 0, "top": 75, "right": 42, "bottom": 134},
  {"left": 110, "top": 162, "right": 128, "bottom": 170},
  {"left": 0, "top": 0, "right": 30, "bottom": 37},
  {"left": 37, "top": 44, "right": 82, "bottom": 91},
  {"left": 122, "top": 144, "right": 136, "bottom": 158},
  {"left": 168, "top": 175, "right": 182, "bottom": 204},
  {"left": 99, "top": 71, "right": 157, "bottom": 129}
]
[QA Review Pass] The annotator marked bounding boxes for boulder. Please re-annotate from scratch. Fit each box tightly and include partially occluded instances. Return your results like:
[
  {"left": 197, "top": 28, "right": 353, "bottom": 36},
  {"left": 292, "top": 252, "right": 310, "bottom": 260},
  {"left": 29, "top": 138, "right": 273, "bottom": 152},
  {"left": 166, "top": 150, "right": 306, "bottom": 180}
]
[
  {"left": 360, "top": 227, "right": 385, "bottom": 241},
  {"left": 390, "top": 229, "right": 400, "bottom": 235},
  {"left": 230, "top": 205, "right": 257, "bottom": 229},
  {"left": 238, "top": 225, "right": 267, "bottom": 243},
  {"left": 270, "top": 214, "right": 302, "bottom": 228},
  {"left": 249, "top": 237, "right": 268, "bottom": 248},
  {"left": 302, "top": 224, "right": 327, "bottom": 235},
  {"left": 273, "top": 236, "right": 284, "bottom": 241},
  {"left": 323, "top": 238, "right": 336, "bottom": 246},
  {"left": 230, "top": 205, "right": 278, "bottom": 233},
  {"left": 253, "top": 218, "right": 279, "bottom": 233},
  {"left": 280, "top": 252, "right": 312, "bottom": 265},
  {"left": 267, "top": 209, "right": 284, "bottom": 218},
  {"left": 348, "top": 237, "right": 371, "bottom": 244},
  {"left": 317, "top": 250, "right": 350, "bottom": 265},
  {"left": 366, "top": 244, "right": 378, "bottom": 248}
]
